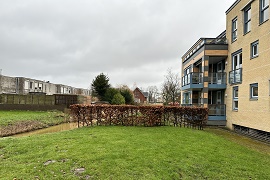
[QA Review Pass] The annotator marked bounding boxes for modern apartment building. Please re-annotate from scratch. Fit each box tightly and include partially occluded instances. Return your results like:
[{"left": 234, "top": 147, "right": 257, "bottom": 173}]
[
  {"left": 181, "top": 0, "right": 270, "bottom": 137},
  {"left": 181, "top": 31, "right": 228, "bottom": 125},
  {"left": 226, "top": 0, "right": 270, "bottom": 135}
]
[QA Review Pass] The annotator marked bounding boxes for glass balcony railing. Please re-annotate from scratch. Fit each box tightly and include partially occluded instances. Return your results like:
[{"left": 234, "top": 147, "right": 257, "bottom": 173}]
[
  {"left": 208, "top": 104, "right": 226, "bottom": 116},
  {"left": 182, "top": 72, "right": 203, "bottom": 87},
  {"left": 203, "top": 38, "right": 228, "bottom": 45},
  {"left": 208, "top": 72, "right": 226, "bottom": 84},
  {"left": 229, "top": 68, "right": 242, "bottom": 84}
]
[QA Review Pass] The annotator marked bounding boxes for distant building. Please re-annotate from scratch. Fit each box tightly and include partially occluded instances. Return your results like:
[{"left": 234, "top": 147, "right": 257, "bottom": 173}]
[
  {"left": 133, "top": 87, "right": 148, "bottom": 104},
  {"left": 0, "top": 74, "right": 90, "bottom": 96}
]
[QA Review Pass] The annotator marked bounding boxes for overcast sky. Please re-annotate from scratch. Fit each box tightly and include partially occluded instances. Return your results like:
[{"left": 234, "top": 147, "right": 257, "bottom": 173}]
[{"left": 0, "top": 0, "right": 235, "bottom": 90}]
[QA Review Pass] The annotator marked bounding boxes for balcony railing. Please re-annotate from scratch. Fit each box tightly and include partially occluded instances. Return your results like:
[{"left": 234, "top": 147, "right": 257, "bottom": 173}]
[
  {"left": 182, "top": 72, "right": 203, "bottom": 87},
  {"left": 203, "top": 38, "right": 227, "bottom": 45},
  {"left": 208, "top": 72, "right": 226, "bottom": 84},
  {"left": 208, "top": 104, "right": 226, "bottom": 116},
  {"left": 181, "top": 104, "right": 203, "bottom": 107},
  {"left": 229, "top": 68, "right": 242, "bottom": 84}
]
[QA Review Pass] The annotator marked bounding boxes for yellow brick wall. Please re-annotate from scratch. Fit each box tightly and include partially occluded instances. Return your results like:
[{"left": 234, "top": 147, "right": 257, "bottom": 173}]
[{"left": 226, "top": 0, "right": 270, "bottom": 132}]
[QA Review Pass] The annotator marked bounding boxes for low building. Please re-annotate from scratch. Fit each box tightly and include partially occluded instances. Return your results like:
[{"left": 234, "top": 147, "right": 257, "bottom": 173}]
[
  {"left": 0, "top": 74, "right": 90, "bottom": 96},
  {"left": 133, "top": 87, "right": 148, "bottom": 104}
]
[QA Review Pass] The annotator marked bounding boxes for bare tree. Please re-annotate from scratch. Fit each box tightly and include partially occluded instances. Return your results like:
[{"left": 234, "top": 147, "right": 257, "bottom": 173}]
[
  {"left": 161, "top": 69, "right": 181, "bottom": 105},
  {"left": 147, "top": 86, "right": 159, "bottom": 103}
]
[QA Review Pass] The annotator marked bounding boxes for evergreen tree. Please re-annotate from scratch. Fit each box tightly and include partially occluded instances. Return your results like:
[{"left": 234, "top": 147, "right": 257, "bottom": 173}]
[
  {"left": 91, "top": 73, "right": 110, "bottom": 101},
  {"left": 119, "top": 88, "right": 134, "bottom": 104}
]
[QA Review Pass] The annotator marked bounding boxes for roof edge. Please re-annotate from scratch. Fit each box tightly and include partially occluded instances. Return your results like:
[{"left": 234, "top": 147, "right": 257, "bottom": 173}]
[{"left": 226, "top": 0, "right": 241, "bottom": 14}]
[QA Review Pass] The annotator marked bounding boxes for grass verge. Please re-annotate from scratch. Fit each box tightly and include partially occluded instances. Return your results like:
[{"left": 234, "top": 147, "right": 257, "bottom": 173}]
[
  {"left": 0, "top": 126, "right": 269, "bottom": 179},
  {"left": 0, "top": 110, "right": 68, "bottom": 137}
]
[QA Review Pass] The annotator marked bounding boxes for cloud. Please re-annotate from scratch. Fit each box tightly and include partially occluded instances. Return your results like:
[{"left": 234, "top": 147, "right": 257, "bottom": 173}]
[{"left": 0, "top": 0, "right": 236, "bottom": 90}]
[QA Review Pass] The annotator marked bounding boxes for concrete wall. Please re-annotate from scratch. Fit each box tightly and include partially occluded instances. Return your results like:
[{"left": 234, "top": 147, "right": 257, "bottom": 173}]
[
  {"left": 0, "top": 94, "right": 55, "bottom": 105},
  {"left": 0, "top": 75, "right": 17, "bottom": 94},
  {"left": 226, "top": 0, "right": 270, "bottom": 132}
]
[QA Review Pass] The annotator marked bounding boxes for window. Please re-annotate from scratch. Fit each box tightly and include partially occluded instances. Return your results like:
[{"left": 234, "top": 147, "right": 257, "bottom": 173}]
[
  {"left": 29, "top": 82, "right": 33, "bottom": 89},
  {"left": 233, "top": 86, "right": 239, "bottom": 110},
  {"left": 251, "top": 40, "right": 259, "bottom": 58},
  {"left": 260, "top": 0, "right": 269, "bottom": 23},
  {"left": 244, "top": 6, "right": 251, "bottom": 34},
  {"left": 232, "top": 17, "right": 237, "bottom": 42},
  {"left": 183, "top": 92, "right": 191, "bottom": 104},
  {"left": 229, "top": 50, "right": 242, "bottom": 84},
  {"left": 250, "top": 83, "right": 258, "bottom": 99}
]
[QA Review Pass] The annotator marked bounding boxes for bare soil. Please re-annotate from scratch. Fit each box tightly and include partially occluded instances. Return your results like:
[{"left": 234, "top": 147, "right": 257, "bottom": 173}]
[{"left": 0, "top": 120, "right": 50, "bottom": 137}]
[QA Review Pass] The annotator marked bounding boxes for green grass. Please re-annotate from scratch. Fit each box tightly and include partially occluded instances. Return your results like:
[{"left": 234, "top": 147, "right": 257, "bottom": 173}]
[
  {"left": 0, "top": 110, "right": 66, "bottom": 126},
  {"left": 0, "top": 126, "right": 269, "bottom": 179}
]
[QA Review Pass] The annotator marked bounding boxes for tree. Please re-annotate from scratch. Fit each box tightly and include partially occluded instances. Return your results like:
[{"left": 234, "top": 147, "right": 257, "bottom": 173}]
[
  {"left": 91, "top": 73, "right": 110, "bottom": 101},
  {"left": 104, "top": 88, "right": 119, "bottom": 104},
  {"left": 161, "top": 69, "right": 181, "bottom": 105},
  {"left": 111, "top": 93, "right": 125, "bottom": 105},
  {"left": 117, "top": 85, "right": 135, "bottom": 104},
  {"left": 147, "top": 86, "right": 158, "bottom": 103}
]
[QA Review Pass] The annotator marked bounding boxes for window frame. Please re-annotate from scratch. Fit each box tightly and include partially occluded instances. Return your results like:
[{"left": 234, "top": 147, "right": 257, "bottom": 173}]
[
  {"left": 260, "top": 0, "right": 269, "bottom": 23},
  {"left": 232, "top": 17, "right": 238, "bottom": 42},
  {"left": 251, "top": 40, "right": 259, "bottom": 59},
  {"left": 233, "top": 86, "right": 239, "bottom": 110},
  {"left": 244, "top": 5, "right": 251, "bottom": 34},
  {"left": 250, "top": 83, "right": 258, "bottom": 100}
]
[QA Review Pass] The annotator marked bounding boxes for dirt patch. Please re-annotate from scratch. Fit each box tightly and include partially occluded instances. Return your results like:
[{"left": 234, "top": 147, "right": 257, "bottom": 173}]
[{"left": 0, "top": 120, "right": 48, "bottom": 137}]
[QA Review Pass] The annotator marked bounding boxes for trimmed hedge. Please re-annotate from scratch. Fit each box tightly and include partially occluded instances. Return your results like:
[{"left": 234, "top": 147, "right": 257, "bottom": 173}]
[{"left": 70, "top": 105, "right": 208, "bottom": 129}]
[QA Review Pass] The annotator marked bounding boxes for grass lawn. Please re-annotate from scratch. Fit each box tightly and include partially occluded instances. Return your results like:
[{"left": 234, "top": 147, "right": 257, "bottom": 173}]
[
  {"left": 0, "top": 110, "right": 67, "bottom": 136},
  {"left": 0, "top": 110, "right": 66, "bottom": 126},
  {"left": 0, "top": 126, "right": 269, "bottom": 179}
]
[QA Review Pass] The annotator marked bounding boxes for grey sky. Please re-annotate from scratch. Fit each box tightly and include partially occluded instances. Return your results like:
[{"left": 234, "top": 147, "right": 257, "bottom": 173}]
[{"left": 0, "top": 0, "right": 235, "bottom": 90}]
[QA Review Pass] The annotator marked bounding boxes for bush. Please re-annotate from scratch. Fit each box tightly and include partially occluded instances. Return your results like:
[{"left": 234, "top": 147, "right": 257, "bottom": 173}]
[{"left": 111, "top": 93, "right": 125, "bottom": 105}]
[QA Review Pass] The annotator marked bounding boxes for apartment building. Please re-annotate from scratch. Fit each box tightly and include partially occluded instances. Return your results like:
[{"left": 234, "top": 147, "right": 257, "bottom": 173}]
[
  {"left": 181, "top": 0, "right": 270, "bottom": 137},
  {"left": 226, "top": 0, "right": 270, "bottom": 135},
  {"left": 181, "top": 31, "right": 228, "bottom": 125},
  {"left": 0, "top": 74, "right": 90, "bottom": 96}
]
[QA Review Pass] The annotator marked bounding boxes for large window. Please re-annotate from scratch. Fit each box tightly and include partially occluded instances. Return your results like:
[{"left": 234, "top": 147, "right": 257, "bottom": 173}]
[
  {"left": 251, "top": 40, "right": 259, "bottom": 58},
  {"left": 229, "top": 50, "right": 242, "bottom": 84},
  {"left": 232, "top": 17, "right": 238, "bottom": 42},
  {"left": 250, "top": 83, "right": 258, "bottom": 99},
  {"left": 244, "top": 6, "right": 251, "bottom": 34},
  {"left": 233, "top": 86, "right": 239, "bottom": 110},
  {"left": 260, "top": 0, "right": 269, "bottom": 23}
]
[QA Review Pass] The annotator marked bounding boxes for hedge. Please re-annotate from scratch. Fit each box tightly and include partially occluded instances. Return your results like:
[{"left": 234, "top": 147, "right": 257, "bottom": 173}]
[{"left": 70, "top": 104, "right": 208, "bottom": 130}]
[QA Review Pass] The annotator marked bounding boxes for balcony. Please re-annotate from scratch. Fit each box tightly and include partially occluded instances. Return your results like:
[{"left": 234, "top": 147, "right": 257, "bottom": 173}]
[
  {"left": 208, "top": 104, "right": 226, "bottom": 121},
  {"left": 229, "top": 68, "right": 242, "bottom": 84},
  {"left": 182, "top": 72, "right": 203, "bottom": 90},
  {"left": 208, "top": 72, "right": 227, "bottom": 89}
]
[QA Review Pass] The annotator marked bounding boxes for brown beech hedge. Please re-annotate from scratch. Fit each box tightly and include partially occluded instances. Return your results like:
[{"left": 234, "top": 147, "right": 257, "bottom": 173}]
[{"left": 70, "top": 104, "right": 208, "bottom": 130}]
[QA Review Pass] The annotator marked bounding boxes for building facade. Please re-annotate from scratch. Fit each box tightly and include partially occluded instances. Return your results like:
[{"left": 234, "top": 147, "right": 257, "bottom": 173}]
[
  {"left": 226, "top": 0, "right": 270, "bottom": 134},
  {"left": 133, "top": 87, "right": 148, "bottom": 104},
  {"left": 181, "top": 0, "right": 270, "bottom": 136},
  {"left": 0, "top": 75, "right": 90, "bottom": 96},
  {"left": 181, "top": 31, "right": 228, "bottom": 125}
]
